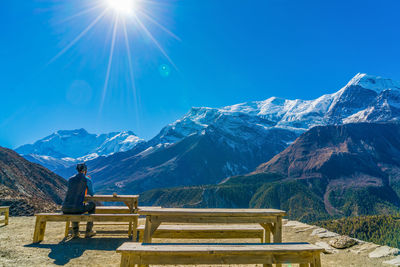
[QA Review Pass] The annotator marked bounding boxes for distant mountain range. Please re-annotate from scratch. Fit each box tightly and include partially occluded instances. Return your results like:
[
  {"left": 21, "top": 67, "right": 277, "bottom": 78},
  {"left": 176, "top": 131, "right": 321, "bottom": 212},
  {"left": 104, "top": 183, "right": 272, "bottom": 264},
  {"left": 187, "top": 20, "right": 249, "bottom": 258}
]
[
  {"left": 16, "top": 129, "right": 143, "bottom": 173},
  {"left": 0, "top": 146, "right": 67, "bottom": 215},
  {"left": 16, "top": 73, "right": 400, "bottom": 196},
  {"left": 140, "top": 122, "right": 400, "bottom": 222}
]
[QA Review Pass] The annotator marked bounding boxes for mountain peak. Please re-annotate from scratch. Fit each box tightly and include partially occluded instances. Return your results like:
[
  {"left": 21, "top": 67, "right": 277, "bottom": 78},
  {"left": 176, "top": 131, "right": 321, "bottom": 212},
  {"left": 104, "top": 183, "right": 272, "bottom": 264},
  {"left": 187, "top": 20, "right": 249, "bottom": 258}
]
[{"left": 345, "top": 73, "right": 400, "bottom": 93}]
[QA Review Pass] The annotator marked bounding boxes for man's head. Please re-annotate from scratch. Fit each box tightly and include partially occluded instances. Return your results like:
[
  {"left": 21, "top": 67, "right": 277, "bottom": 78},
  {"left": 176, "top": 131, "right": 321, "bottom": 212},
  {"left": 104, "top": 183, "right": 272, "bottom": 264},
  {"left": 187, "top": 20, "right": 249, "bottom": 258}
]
[{"left": 76, "top": 163, "right": 87, "bottom": 175}]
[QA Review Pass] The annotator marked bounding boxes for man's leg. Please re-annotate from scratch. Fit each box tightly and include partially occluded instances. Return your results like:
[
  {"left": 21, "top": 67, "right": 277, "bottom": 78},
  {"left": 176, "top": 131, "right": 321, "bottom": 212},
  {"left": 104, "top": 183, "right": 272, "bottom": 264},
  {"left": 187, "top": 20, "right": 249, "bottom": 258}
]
[{"left": 84, "top": 202, "right": 96, "bottom": 237}]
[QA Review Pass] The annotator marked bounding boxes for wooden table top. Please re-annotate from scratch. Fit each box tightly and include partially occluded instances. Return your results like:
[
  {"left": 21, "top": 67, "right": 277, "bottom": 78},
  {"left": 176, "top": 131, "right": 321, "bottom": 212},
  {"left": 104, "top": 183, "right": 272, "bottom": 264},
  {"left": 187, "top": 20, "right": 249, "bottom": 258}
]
[
  {"left": 85, "top": 195, "right": 139, "bottom": 201},
  {"left": 117, "top": 242, "right": 323, "bottom": 253},
  {"left": 138, "top": 208, "right": 286, "bottom": 217}
]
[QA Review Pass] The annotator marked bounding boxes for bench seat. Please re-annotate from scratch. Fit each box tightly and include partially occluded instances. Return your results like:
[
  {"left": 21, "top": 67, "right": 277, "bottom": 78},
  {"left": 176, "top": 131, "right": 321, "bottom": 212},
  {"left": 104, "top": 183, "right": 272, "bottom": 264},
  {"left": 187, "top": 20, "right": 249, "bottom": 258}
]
[
  {"left": 117, "top": 242, "right": 323, "bottom": 267},
  {"left": 95, "top": 206, "right": 161, "bottom": 214},
  {"left": 33, "top": 213, "right": 139, "bottom": 243},
  {"left": 137, "top": 224, "right": 265, "bottom": 241}
]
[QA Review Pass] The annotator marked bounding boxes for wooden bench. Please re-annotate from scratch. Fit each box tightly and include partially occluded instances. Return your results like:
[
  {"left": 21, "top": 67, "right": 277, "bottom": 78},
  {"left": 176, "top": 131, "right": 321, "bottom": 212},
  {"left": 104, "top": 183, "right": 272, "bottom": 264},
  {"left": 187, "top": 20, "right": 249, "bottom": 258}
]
[
  {"left": 116, "top": 242, "right": 323, "bottom": 267},
  {"left": 0, "top": 206, "right": 9, "bottom": 226},
  {"left": 137, "top": 224, "right": 265, "bottom": 242},
  {"left": 33, "top": 213, "right": 139, "bottom": 243},
  {"left": 95, "top": 206, "right": 161, "bottom": 214}
]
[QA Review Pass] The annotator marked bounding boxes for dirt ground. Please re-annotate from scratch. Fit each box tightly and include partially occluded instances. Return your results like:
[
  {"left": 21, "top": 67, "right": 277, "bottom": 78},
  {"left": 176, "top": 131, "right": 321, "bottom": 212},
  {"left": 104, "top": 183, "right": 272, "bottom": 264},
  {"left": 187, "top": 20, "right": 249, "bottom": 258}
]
[{"left": 0, "top": 216, "right": 397, "bottom": 266}]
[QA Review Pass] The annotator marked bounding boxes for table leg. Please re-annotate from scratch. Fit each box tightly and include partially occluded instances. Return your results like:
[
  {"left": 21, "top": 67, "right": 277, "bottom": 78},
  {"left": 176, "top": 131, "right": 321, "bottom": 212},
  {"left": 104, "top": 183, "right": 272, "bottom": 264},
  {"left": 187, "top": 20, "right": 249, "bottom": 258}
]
[
  {"left": 260, "top": 223, "right": 271, "bottom": 243},
  {"left": 143, "top": 216, "right": 160, "bottom": 243},
  {"left": 120, "top": 253, "right": 134, "bottom": 267},
  {"left": 5, "top": 208, "right": 9, "bottom": 225},
  {"left": 273, "top": 216, "right": 282, "bottom": 243},
  {"left": 313, "top": 252, "right": 321, "bottom": 267},
  {"left": 272, "top": 216, "right": 282, "bottom": 267},
  {"left": 33, "top": 217, "right": 46, "bottom": 243},
  {"left": 134, "top": 199, "right": 138, "bottom": 213},
  {"left": 124, "top": 201, "right": 134, "bottom": 213},
  {"left": 65, "top": 221, "right": 70, "bottom": 237}
]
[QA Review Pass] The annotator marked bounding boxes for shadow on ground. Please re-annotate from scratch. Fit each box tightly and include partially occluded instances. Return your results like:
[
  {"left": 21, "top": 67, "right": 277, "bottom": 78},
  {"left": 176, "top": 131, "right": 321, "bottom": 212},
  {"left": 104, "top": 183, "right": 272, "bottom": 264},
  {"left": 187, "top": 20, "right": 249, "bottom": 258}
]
[{"left": 25, "top": 237, "right": 128, "bottom": 265}]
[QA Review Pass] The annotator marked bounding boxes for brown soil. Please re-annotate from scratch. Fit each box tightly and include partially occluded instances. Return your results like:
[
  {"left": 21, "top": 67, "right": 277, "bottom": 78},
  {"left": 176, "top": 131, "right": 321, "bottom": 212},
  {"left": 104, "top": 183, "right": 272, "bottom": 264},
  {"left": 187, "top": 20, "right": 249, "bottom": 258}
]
[{"left": 0, "top": 217, "right": 396, "bottom": 266}]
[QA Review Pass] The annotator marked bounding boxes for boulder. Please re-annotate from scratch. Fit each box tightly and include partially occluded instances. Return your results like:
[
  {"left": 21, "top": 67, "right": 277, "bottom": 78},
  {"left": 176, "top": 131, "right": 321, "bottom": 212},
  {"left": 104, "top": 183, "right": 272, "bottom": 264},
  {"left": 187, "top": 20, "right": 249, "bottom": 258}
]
[
  {"left": 369, "top": 246, "right": 400, "bottom": 258},
  {"left": 383, "top": 256, "right": 400, "bottom": 266},
  {"left": 315, "top": 241, "right": 339, "bottom": 254},
  {"left": 349, "top": 243, "right": 380, "bottom": 254},
  {"left": 328, "top": 235, "right": 357, "bottom": 249},
  {"left": 311, "top": 227, "right": 339, "bottom": 238}
]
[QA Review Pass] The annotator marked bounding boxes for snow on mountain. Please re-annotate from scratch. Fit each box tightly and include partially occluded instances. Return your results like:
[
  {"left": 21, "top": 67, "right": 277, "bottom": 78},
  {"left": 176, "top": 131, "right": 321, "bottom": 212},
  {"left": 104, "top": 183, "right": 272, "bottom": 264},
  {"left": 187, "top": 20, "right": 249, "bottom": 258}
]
[
  {"left": 152, "top": 73, "right": 400, "bottom": 147},
  {"left": 16, "top": 129, "right": 144, "bottom": 172}
]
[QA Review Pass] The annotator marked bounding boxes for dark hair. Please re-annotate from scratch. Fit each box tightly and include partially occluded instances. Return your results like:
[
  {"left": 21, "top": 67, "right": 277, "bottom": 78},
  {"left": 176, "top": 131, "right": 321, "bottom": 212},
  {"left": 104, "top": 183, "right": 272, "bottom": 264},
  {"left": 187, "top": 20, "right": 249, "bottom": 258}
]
[{"left": 76, "top": 163, "right": 87, "bottom": 173}]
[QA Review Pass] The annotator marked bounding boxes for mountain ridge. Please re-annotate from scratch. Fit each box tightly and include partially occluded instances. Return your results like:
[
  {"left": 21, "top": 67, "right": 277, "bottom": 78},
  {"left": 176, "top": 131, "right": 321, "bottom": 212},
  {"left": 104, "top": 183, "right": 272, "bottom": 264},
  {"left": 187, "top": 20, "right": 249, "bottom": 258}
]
[
  {"left": 0, "top": 146, "right": 67, "bottom": 215},
  {"left": 16, "top": 129, "right": 144, "bottom": 173}
]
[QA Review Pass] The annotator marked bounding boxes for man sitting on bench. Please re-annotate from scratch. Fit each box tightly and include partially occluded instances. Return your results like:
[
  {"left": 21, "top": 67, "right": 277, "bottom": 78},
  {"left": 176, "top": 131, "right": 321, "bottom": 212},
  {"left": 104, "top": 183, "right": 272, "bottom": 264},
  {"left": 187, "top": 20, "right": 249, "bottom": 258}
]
[{"left": 62, "top": 163, "right": 96, "bottom": 239}]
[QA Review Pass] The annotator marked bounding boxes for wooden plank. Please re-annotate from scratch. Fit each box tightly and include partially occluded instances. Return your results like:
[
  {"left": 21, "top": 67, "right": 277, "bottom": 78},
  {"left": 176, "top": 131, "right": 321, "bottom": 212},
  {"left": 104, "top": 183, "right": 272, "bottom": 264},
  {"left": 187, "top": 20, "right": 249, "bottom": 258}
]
[
  {"left": 127, "top": 253, "right": 313, "bottom": 265},
  {"left": 85, "top": 195, "right": 139, "bottom": 202},
  {"left": 149, "top": 215, "right": 277, "bottom": 224},
  {"left": 137, "top": 224, "right": 264, "bottom": 240},
  {"left": 139, "top": 208, "right": 286, "bottom": 217},
  {"left": 116, "top": 243, "right": 321, "bottom": 266},
  {"left": 34, "top": 213, "right": 139, "bottom": 222},
  {"left": 137, "top": 224, "right": 264, "bottom": 230},
  {"left": 117, "top": 243, "right": 324, "bottom": 253}
]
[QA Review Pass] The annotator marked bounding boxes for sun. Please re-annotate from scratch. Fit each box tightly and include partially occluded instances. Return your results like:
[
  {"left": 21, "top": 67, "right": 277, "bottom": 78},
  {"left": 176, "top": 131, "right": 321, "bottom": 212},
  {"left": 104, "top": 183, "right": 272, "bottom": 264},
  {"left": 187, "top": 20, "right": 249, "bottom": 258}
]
[{"left": 106, "top": 0, "right": 137, "bottom": 15}]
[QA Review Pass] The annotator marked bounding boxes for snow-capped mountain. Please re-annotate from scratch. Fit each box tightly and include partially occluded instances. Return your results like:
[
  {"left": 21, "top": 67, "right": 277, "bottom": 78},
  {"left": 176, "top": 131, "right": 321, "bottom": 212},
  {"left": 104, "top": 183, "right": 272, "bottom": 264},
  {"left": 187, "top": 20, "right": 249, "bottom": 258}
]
[
  {"left": 86, "top": 73, "right": 400, "bottom": 194},
  {"left": 153, "top": 73, "right": 400, "bottom": 146},
  {"left": 16, "top": 129, "right": 144, "bottom": 172}
]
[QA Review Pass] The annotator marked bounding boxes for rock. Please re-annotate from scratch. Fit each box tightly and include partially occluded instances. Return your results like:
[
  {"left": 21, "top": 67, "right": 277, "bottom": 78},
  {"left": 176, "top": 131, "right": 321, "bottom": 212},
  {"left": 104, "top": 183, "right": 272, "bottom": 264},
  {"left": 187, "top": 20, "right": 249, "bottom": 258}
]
[
  {"left": 295, "top": 226, "right": 315, "bottom": 233},
  {"left": 310, "top": 228, "right": 339, "bottom": 238},
  {"left": 315, "top": 241, "right": 339, "bottom": 254},
  {"left": 285, "top": 220, "right": 309, "bottom": 228},
  {"left": 349, "top": 243, "right": 380, "bottom": 254},
  {"left": 383, "top": 256, "right": 400, "bottom": 266},
  {"left": 318, "top": 231, "right": 339, "bottom": 238},
  {"left": 328, "top": 235, "right": 357, "bottom": 249},
  {"left": 369, "top": 246, "right": 400, "bottom": 258},
  {"left": 311, "top": 228, "right": 327, "bottom": 236}
]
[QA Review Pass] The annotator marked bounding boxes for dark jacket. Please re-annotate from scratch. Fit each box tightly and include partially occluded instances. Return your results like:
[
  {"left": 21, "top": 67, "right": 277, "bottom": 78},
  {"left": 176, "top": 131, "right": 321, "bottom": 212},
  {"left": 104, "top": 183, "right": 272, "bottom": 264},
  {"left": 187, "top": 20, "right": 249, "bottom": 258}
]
[{"left": 62, "top": 173, "right": 94, "bottom": 210}]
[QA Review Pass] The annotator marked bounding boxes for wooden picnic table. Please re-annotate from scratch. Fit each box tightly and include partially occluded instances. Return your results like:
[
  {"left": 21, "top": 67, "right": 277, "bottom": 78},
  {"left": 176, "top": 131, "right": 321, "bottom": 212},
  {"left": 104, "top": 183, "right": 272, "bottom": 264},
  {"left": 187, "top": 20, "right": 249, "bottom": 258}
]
[
  {"left": 139, "top": 208, "right": 286, "bottom": 244},
  {"left": 84, "top": 195, "right": 139, "bottom": 212}
]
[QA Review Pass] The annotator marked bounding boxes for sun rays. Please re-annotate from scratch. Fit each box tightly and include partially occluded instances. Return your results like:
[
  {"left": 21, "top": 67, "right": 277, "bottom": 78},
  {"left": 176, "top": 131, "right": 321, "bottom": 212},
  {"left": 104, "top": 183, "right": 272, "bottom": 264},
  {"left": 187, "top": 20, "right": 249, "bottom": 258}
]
[{"left": 47, "top": 0, "right": 179, "bottom": 114}]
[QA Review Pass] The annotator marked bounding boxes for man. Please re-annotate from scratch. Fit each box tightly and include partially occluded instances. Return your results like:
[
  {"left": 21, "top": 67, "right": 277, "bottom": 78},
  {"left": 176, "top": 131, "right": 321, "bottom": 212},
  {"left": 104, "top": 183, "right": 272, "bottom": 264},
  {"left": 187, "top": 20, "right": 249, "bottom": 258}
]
[{"left": 62, "top": 163, "right": 96, "bottom": 238}]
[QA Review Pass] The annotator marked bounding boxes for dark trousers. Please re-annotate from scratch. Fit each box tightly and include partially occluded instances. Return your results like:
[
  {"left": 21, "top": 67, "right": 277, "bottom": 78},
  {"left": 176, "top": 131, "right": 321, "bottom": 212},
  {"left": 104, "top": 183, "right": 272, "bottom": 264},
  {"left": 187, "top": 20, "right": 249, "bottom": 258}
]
[{"left": 62, "top": 202, "right": 96, "bottom": 234}]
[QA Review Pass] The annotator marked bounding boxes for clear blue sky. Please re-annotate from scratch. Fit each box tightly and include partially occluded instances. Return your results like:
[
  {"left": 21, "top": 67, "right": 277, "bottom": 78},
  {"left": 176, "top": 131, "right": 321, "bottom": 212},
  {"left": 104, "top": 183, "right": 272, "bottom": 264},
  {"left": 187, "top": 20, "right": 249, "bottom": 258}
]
[{"left": 1, "top": 0, "right": 400, "bottom": 149}]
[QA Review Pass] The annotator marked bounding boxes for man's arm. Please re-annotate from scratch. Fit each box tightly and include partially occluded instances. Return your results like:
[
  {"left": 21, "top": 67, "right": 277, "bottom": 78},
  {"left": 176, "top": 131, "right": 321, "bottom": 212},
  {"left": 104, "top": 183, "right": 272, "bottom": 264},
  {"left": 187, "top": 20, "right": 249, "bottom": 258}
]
[{"left": 85, "top": 176, "right": 95, "bottom": 196}]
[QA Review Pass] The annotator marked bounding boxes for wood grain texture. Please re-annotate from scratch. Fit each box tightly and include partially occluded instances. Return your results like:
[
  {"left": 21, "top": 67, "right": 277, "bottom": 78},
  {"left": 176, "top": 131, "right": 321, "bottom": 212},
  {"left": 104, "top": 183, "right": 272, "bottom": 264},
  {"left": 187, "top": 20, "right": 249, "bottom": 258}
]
[
  {"left": 139, "top": 208, "right": 286, "bottom": 217},
  {"left": 117, "top": 243, "right": 322, "bottom": 267}
]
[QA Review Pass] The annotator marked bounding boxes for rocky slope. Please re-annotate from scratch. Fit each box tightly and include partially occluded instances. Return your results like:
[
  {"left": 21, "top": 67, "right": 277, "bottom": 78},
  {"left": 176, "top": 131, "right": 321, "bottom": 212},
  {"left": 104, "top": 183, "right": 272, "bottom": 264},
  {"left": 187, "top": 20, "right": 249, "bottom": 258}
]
[
  {"left": 16, "top": 129, "right": 143, "bottom": 173},
  {"left": 0, "top": 146, "right": 67, "bottom": 215}
]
